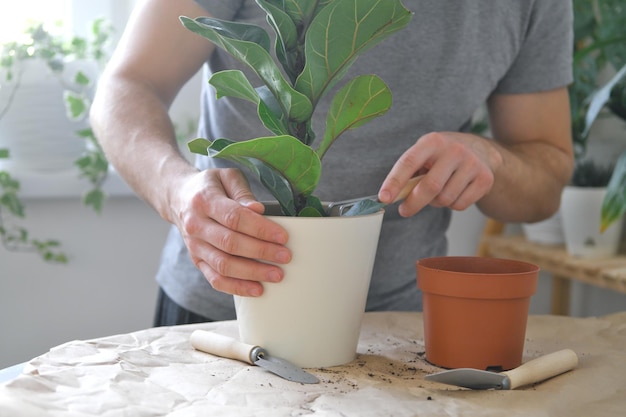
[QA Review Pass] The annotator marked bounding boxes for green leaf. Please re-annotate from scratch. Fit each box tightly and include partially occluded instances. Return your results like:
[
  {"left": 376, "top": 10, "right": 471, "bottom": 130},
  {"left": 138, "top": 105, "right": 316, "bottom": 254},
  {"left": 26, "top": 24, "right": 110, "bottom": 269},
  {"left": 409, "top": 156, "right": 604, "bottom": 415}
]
[
  {"left": 32, "top": 239, "right": 68, "bottom": 264},
  {"left": 180, "top": 16, "right": 312, "bottom": 123},
  {"left": 256, "top": 0, "right": 299, "bottom": 79},
  {"left": 251, "top": 162, "right": 296, "bottom": 216},
  {"left": 253, "top": 0, "right": 334, "bottom": 82},
  {"left": 74, "top": 155, "right": 92, "bottom": 169},
  {"left": 83, "top": 189, "right": 105, "bottom": 214},
  {"left": 64, "top": 90, "right": 88, "bottom": 120},
  {"left": 73, "top": 70, "right": 90, "bottom": 86},
  {"left": 188, "top": 138, "right": 212, "bottom": 156},
  {"left": 261, "top": 0, "right": 333, "bottom": 28},
  {"left": 256, "top": 86, "right": 290, "bottom": 135},
  {"left": 596, "top": 0, "right": 626, "bottom": 70},
  {"left": 207, "top": 136, "right": 321, "bottom": 197},
  {"left": 298, "top": 206, "right": 323, "bottom": 217},
  {"left": 209, "top": 70, "right": 259, "bottom": 102},
  {"left": 295, "top": 0, "right": 412, "bottom": 106},
  {"left": 208, "top": 71, "right": 288, "bottom": 135},
  {"left": 0, "top": 193, "right": 25, "bottom": 217},
  {"left": 601, "top": 150, "right": 626, "bottom": 231},
  {"left": 0, "top": 171, "right": 20, "bottom": 192},
  {"left": 583, "top": 63, "right": 626, "bottom": 137},
  {"left": 76, "top": 128, "right": 95, "bottom": 138},
  {"left": 608, "top": 77, "right": 626, "bottom": 119},
  {"left": 297, "top": 195, "right": 325, "bottom": 217},
  {"left": 206, "top": 138, "right": 296, "bottom": 215},
  {"left": 0, "top": 148, "right": 8, "bottom": 159},
  {"left": 317, "top": 75, "right": 392, "bottom": 159}
]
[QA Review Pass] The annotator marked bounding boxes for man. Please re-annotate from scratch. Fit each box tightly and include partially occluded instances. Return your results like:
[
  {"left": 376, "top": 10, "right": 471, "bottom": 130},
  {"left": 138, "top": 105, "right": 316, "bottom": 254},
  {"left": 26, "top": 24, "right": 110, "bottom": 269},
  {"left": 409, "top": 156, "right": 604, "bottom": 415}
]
[{"left": 90, "top": 0, "right": 574, "bottom": 325}]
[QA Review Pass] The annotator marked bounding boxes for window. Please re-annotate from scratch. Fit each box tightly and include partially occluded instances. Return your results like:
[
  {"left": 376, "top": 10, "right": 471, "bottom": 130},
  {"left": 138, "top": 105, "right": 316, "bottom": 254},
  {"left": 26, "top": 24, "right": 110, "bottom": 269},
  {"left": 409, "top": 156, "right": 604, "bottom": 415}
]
[
  {"left": 0, "top": 0, "right": 69, "bottom": 43},
  {"left": 0, "top": 1, "right": 136, "bottom": 43}
]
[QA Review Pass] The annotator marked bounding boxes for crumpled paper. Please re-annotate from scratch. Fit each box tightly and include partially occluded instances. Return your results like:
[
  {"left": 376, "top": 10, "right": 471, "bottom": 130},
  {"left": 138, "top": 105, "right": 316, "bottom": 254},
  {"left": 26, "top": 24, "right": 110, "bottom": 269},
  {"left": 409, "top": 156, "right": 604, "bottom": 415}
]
[{"left": 1, "top": 312, "right": 625, "bottom": 417}]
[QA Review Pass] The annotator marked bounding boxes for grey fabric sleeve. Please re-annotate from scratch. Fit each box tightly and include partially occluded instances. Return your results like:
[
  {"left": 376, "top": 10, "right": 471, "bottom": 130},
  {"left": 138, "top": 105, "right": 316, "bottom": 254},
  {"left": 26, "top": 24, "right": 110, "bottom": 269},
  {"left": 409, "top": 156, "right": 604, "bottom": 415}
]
[{"left": 495, "top": 1, "right": 573, "bottom": 94}]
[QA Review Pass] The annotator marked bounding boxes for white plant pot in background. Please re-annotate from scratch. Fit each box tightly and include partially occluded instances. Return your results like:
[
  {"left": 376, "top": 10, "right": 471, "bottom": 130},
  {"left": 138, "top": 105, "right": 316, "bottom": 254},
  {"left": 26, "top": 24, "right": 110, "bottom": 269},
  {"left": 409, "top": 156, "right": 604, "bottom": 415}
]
[
  {"left": 522, "top": 210, "right": 565, "bottom": 245},
  {"left": 0, "top": 60, "right": 89, "bottom": 173},
  {"left": 561, "top": 186, "right": 624, "bottom": 258},
  {"left": 234, "top": 205, "right": 384, "bottom": 368}
]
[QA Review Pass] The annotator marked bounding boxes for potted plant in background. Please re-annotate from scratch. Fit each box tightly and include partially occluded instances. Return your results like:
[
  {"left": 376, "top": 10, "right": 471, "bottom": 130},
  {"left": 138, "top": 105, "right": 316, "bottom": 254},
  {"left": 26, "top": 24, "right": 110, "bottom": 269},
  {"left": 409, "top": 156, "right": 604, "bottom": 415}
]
[
  {"left": 0, "top": 19, "right": 113, "bottom": 263},
  {"left": 182, "top": 0, "right": 412, "bottom": 367},
  {"left": 521, "top": 0, "right": 626, "bottom": 248},
  {"left": 581, "top": 64, "right": 626, "bottom": 216},
  {"left": 559, "top": 0, "right": 626, "bottom": 258}
]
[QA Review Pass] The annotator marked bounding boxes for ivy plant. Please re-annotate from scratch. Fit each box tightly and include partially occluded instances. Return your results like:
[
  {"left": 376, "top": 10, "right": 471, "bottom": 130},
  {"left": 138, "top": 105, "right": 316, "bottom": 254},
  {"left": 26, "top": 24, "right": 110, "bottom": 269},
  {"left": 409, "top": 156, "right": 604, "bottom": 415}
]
[
  {"left": 183, "top": 0, "right": 412, "bottom": 216},
  {"left": 0, "top": 150, "right": 67, "bottom": 263},
  {"left": 0, "top": 19, "right": 113, "bottom": 262}
]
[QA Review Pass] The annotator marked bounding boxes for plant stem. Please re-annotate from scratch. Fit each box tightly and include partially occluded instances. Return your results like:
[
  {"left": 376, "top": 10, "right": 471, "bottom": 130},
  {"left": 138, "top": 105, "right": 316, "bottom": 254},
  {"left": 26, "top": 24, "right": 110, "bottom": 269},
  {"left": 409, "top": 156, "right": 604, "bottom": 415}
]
[{"left": 0, "top": 69, "right": 23, "bottom": 121}]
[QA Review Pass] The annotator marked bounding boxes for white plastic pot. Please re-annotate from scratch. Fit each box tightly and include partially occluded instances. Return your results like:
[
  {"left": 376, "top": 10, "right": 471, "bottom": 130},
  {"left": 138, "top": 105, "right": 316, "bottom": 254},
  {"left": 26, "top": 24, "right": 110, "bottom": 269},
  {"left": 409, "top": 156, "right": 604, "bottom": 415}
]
[
  {"left": 522, "top": 210, "right": 565, "bottom": 245},
  {"left": 234, "top": 204, "right": 384, "bottom": 368},
  {"left": 561, "top": 186, "right": 624, "bottom": 258}
]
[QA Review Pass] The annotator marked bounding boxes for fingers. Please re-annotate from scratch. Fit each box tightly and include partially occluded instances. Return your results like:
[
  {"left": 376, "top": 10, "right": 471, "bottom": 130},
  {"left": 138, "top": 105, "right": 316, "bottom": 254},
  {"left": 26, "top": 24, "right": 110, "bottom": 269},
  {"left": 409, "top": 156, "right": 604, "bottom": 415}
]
[
  {"left": 186, "top": 204, "right": 291, "bottom": 263},
  {"left": 381, "top": 132, "right": 497, "bottom": 217},
  {"left": 219, "top": 169, "right": 266, "bottom": 214},
  {"left": 194, "top": 253, "right": 281, "bottom": 297},
  {"left": 186, "top": 209, "right": 290, "bottom": 297},
  {"left": 185, "top": 200, "right": 291, "bottom": 297},
  {"left": 174, "top": 168, "right": 292, "bottom": 297}
]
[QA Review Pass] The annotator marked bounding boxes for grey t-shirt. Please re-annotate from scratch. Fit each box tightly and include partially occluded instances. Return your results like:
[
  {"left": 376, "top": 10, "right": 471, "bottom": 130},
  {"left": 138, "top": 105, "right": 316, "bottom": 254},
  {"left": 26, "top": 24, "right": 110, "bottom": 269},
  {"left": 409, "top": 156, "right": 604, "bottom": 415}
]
[{"left": 156, "top": 0, "right": 573, "bottom": 319}]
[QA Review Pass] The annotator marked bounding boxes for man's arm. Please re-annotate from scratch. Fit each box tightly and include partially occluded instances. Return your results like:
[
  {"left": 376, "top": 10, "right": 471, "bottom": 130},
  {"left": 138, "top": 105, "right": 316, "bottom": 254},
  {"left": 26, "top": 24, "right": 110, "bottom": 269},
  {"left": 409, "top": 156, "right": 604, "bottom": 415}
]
[
  {"left": 378, "top": 86, "right": 574, "bottom": 223},
  {"left": 479, "top": 87, "right": 573, "bottom": 222},
  {"left": 90, "top": 0, "right": 291, "bottom": 297},
  {"left": 91, "top": 0, "right": 211, "bottom": 216}
]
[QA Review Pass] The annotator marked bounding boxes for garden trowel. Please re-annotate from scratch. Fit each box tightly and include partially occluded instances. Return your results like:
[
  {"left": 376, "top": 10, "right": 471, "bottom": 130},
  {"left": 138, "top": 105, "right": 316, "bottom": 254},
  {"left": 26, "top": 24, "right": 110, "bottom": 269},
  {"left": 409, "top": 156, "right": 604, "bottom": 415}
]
[
  {"left": 327, "top": 175, "right": 424, "bottom": 216},
  {"left": 190, "top": 330, "right": 319, "bottom": 384},
  {"left": 424, "top": 349, "right": 578, "bottom": 390}
]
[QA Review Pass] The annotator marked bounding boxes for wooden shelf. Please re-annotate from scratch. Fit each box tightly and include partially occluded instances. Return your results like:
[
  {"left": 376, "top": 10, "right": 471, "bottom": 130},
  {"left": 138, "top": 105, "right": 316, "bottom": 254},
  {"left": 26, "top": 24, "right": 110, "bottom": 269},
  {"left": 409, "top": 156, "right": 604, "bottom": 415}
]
[{"left": 481, "top": 234, "right": 626, "bottom": 315}]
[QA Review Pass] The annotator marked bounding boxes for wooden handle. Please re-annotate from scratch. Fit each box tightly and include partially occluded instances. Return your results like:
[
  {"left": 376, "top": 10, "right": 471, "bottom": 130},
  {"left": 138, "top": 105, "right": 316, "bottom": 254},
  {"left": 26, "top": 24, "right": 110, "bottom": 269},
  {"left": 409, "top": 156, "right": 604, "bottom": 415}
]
[
  {"left": 393, "top": 175, "right": 425, "bottom": 203},
  {"left": 190, "top": 330, "right": 257, "bottom": 365},
  {"left": 502, "top": 349, "right": 578, "bottom": 389}
]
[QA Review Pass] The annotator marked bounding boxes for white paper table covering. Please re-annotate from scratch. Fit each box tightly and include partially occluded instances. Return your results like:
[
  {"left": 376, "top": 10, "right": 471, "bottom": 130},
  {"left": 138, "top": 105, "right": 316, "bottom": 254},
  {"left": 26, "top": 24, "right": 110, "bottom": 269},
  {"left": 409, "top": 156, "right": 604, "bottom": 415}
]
[{"left": 1, "top": 312, "right": 625, "bottom": 417}]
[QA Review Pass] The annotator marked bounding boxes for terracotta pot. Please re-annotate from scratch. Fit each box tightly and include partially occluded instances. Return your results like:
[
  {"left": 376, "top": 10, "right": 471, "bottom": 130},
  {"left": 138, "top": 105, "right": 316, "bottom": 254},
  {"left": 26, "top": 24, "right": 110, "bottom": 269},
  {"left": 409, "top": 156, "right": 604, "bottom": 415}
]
[
  {"left": 416, "top": 256, "right": 539, "bottom": 371},
  {"left": 234, "top": 203, "right": 384, "bottom": 368}
]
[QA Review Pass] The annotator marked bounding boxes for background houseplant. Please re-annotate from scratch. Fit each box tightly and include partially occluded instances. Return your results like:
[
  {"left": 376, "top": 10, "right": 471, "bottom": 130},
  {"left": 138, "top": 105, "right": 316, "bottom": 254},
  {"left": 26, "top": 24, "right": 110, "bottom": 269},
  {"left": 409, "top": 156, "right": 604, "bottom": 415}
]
[
  {"left": 584, "top": 64, "right": 626, "bottom": 231},
  {"left": 568, "top": 0, "right": 626, "bottom": 231},
  {"left": 181, "top": 0, "right": 412, "bottom": 367},
  {"left": 532, "top": 0, "right": 626, "bottom": 255},
  {"left": 563, "top": 61, "right": 626, "bottom": 257},
  {"left": 0, "top": 19, "right": 113, "bottom": 262}
]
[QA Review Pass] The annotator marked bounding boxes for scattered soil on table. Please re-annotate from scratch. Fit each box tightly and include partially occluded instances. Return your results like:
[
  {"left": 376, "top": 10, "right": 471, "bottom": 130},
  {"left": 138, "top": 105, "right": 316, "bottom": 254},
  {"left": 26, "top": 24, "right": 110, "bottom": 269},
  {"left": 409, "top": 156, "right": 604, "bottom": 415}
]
[{"left": 311, "top": 341, "right": 438, "bottom": 395}]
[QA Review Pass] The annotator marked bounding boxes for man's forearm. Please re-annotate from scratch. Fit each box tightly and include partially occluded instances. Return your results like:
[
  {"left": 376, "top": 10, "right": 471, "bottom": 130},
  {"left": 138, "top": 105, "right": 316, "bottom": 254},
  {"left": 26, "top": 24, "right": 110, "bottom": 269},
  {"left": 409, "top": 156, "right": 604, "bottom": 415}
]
[
  {"left": 477, "top": 138, "right": 573, "bottom": 223},
  {"left": 90, "top": 76, "right": 197, "bottom": 223}
]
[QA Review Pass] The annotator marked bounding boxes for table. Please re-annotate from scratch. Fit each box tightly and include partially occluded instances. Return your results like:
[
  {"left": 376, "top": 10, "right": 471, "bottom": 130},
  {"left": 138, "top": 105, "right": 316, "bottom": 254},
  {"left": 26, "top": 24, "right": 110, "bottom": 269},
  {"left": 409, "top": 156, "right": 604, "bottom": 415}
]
[
  {"left": 1, "top": 312, "right": 625, "bottom": 416},
  {"left": 482, "top": 234, "right": 626, "bottom": 315}
]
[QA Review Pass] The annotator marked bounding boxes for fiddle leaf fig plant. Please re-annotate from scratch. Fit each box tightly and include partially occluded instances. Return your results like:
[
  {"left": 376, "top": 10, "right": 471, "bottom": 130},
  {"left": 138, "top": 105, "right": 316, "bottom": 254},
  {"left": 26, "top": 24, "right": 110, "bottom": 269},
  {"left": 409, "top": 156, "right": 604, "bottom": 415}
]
[
  {"left": 0, "top": 150, "right": 67, "bottom": 263},
  {"left": 182, "top": 0, "right": 412, "bottom": 216}
]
